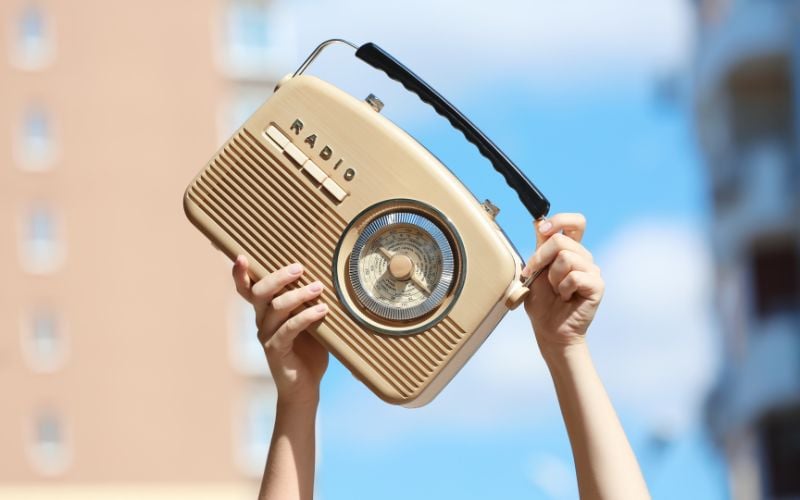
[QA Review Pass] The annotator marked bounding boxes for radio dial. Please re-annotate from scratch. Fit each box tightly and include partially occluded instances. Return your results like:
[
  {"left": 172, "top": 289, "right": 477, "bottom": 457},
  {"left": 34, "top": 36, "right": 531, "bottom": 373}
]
[{"left": 338, "top": 202, "right": 461, "bottom": 329}]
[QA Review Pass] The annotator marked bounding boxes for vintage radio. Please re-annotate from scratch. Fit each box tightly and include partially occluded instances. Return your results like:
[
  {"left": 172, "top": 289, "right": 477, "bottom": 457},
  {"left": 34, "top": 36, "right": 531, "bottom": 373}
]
[{"left": 184, "top": 40, "right": 550, "bottom": 406}]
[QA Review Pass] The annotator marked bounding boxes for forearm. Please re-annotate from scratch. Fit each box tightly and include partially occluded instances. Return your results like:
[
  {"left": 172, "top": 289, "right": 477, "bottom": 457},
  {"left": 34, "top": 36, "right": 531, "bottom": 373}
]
[
  {"left": 544, "top": 342, "right": 650, "bottom": 500},
  {"left": 259, "top": 398, "right": 318, "bottom": 500}
]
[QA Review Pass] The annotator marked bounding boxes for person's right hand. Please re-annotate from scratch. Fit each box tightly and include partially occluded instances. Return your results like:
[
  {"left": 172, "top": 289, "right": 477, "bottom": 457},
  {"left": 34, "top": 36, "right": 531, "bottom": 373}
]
[
  {"left": 232, "top": 255, "right": 329, "bottom": 406},
  {"left": 521, "top": 213, "right": 604, "bottom": 357}
]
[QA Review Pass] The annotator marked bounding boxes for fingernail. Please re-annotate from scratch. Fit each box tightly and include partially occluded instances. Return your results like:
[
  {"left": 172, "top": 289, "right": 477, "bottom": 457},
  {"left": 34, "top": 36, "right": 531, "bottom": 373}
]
[
  {"left": 314, "top": 303, "right": 328, "bottom": 313},
  {"left": 309, "top": 281, "right": 323, "bottom": 292},
  {"left": 235, "top": 255, "right": 245, "bottom": 266},
  {"left": 538, "top": 220, "right": 552, "bottom": 234},
  {"left": 288, "top": 263, "right": 303, "bottom": 275}
]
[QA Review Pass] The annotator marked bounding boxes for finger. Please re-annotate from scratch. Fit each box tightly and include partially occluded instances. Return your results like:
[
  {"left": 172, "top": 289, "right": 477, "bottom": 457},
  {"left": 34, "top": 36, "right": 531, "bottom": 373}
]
[
  {"left": 523, "top": 232, "right": 593, "bottom": 277},
  {"left": 251, "top": 263, "right": 303, "bottom": 302},
  {"left": 264, "top": 303, "right": 328, "bottom": 356},
  {"left": 557, "top": 270, "right": 604, "bottom": 302},
  {"left": 250, "top": 263, "right": 305, "bottom": 324},
  {"left": 260, "top": 281, "right": 325, "bottom": 334},
  {"left": 252, "top": 263, "right": 305, "bottom": 302},
  {"left": 232, "top": 255, "right": 253, "bottom": 301},
  {"left": 534, "top": 218, "right": 550, "bottom": 249},
  {"left": 546, "top": 249, "right": 592, "bottom": 290},
  {"left": 537, "top": 213, "right": 587, "bottom": 245}
]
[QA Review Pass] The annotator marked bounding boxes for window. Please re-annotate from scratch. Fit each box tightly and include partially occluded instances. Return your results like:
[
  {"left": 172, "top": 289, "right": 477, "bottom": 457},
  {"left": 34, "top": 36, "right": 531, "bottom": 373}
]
[
  {"left": 218, "top": 0, "right": 295, "bottom": 79},
  {"left": 230, "top": 2, "right": 269, "bottom": 51},
  {"left": 229, "top": 297, "right": 270, "bottom": 376},
  {"left": 713, "top": 58, "right": 794, "bottom": 210},
  {"left": 750, "top": 238, "right": 800, "bottom": 319},
  {"left": 21, "top": 307, "right": 67, "bottom": 372},
  {"left": 236, "top": 383, "right": 277, "bottom": 476},
  {"left": 751, "top": 239, "right": 800, "bottom": 317},
  {"left": 9, "top": 6, "right": 55, "bottom": 70},
  {"left": 15, "top": 105, "right": 56, "bottom": 170},
  {"left": 761, "top": 409, "right": 800, "bottom": 496},
  {"left": 27, "top": 411, "right": 70, "bottom": 475},
  {"left": 19, "top": 205, "right": 65, "bottom": 274},
  {"left": 727, "top": 57, "right": 793, "bottom": 150}
]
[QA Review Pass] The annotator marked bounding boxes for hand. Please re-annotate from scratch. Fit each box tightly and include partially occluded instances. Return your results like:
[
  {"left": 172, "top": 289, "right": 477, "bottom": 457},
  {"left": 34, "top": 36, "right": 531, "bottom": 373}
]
[
  {"left": 232, "top": 255, "right": 329, "bottom": 406},
  {"left": 521, "top": 213, "right": 604, "bottom": 356}
]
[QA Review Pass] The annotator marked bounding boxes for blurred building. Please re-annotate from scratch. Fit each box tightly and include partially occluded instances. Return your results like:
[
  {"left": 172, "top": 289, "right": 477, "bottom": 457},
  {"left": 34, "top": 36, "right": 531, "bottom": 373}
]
[
  {"left": 0, "top": 0, "right": 293, "bottom": 497},
  {"left": 693, "top": 0, "right": 800, "bottom": 498}
]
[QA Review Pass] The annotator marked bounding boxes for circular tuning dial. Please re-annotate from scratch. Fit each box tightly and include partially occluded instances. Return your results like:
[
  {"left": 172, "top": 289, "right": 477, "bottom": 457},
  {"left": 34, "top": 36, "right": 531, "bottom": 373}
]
[{"left": 347, "top": 211, "right": 456, "bottom": 323}]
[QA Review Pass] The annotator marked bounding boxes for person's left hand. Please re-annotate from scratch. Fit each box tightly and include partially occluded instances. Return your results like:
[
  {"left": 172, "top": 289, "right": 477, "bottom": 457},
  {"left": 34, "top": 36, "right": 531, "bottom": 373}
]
[{"left": 232, "top": 256, "right": 329, "bottom": 406}]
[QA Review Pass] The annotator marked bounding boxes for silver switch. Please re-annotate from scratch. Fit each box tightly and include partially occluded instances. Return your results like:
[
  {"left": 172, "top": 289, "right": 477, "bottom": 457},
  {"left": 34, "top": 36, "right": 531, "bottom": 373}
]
[
  {"left": 365, "top": 94, "right": 384, "bottom": 113},
  {"left": 482, "top": 199, "right": 500, "bottom": 219}
]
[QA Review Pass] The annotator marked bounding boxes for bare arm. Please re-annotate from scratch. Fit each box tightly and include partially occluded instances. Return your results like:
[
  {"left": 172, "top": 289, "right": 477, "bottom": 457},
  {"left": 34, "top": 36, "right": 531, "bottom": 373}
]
[
  {"left": 232, "top": 256, "right": 329, "bottom": 500},
  {"left": 523, "top": 214, "right": 650, "bottom": 500},
  {"left": 544, "top": 343, "right": 649, "bottom": 499},
  {"left": 261, "top": 399, "right": 318, "bottom": 500}
]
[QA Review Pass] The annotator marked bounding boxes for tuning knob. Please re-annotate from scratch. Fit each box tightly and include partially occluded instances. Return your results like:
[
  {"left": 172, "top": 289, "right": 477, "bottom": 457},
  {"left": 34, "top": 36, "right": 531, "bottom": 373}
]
[{"left": 505, "top": 282, "right": 530, "bottom": 310}]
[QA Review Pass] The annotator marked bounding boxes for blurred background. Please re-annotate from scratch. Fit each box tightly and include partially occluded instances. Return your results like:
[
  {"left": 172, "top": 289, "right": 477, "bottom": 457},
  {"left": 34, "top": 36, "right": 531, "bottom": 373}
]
[{"left": 1, "top": 0, "right": 798, "bottom": 498}]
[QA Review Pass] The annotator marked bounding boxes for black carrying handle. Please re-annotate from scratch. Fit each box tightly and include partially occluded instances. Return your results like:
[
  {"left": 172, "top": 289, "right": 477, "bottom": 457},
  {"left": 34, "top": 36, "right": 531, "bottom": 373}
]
[{"left": 355, "top": 42, "right": 550, "bottom": 220}]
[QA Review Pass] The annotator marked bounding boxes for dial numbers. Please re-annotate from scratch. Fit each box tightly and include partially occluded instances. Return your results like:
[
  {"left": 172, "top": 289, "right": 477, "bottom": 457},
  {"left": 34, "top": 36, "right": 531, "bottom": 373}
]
[{"left": 359, "top": 225, "right": 442, "bottom": 310}]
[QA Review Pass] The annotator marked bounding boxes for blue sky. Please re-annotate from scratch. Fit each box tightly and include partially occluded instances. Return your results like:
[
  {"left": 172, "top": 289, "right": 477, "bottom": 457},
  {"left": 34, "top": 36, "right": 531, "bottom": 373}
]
[
  {"left": 312, "top": 78, "right": 728, "bottom": 499},
  {"left": 270, "top": 1, "right": 733, "bottom": 497}
]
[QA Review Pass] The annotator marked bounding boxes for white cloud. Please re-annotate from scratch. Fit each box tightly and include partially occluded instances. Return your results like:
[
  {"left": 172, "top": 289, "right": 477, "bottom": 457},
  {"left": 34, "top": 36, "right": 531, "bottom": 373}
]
[
  {"left": 324, "top": 218, "right": 718, "bottom": 444},
  {"left": 279, "top": 0, "right": 692, "bottom": 89},
  {"left": 525, "top": 453, "right": 577, "bottom": 499},
  {"left": 589, "top": 218, "right": 719, "bottom": 435}
]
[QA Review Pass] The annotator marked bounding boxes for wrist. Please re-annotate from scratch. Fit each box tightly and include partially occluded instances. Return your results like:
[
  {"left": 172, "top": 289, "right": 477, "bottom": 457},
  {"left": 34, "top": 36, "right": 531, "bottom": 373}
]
[
  {"left": 539, "top": 337, "right": 591, "bottom": 370},
  {"left": 276, "top": 393, "right": 320, "bottom": 415}
]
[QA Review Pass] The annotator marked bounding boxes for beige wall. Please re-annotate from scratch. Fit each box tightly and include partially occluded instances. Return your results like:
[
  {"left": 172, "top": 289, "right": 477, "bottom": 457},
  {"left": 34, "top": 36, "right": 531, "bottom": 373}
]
[{"left": 0, "top": 0, "right": 264, "bottom": 486}]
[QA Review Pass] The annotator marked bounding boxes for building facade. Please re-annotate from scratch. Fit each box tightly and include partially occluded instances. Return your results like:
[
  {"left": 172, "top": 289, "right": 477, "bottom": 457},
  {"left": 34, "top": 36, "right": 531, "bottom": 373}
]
[
  {"left": 693, "top": 1, "right": 800, "bottom": 498},
  {"left": 0, "top": 0, "right": 290, "bottom": 497}
]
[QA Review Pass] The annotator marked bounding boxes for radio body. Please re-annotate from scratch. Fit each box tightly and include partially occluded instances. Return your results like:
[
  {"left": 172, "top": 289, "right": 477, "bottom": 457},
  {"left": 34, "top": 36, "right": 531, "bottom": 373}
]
[{"left": 184, "top": 41, "right": 549, "bottom": 407}]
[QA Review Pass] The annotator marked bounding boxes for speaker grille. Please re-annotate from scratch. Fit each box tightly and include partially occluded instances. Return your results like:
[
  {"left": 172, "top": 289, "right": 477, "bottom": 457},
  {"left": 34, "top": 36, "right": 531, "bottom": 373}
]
[{"left": 187, "top": 129, "right": 466, "bottom": 398}]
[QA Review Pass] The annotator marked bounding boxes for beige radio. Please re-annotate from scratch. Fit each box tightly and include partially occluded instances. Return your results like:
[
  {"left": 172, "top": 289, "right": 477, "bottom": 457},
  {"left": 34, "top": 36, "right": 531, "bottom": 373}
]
[{"left": 184, "top": 40, "right": 550, "bottom": 406}]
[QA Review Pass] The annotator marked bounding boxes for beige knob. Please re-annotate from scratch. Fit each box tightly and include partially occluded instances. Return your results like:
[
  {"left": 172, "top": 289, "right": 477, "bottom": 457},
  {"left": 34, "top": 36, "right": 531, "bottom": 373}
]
[
  {"left": 388, "top": 254, "right": 414, "bottom": 280},
  {"left": 505, "top": 285, "right": 530, "bottom": 310}
]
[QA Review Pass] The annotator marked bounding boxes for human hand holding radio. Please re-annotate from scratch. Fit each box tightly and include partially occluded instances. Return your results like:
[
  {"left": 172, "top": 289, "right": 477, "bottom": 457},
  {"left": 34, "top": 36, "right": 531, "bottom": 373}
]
[
  {"left": 232, "top": 255, "right": 329, "bottom": 406},
  {"left": 232, "top": 258, "right": 325, "bottom": 500},
  {"left": 522, "top": 213, "right": 604, "bottom": 357},
  {"left": 522, "top": 214, "right": 650, "bottom": 500}
]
